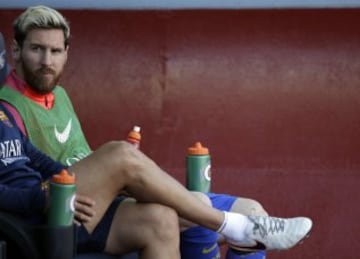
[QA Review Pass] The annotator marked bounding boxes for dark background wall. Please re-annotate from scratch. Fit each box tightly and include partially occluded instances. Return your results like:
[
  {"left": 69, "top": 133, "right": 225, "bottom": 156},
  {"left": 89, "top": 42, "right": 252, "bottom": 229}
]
[{"left": 1, "top": 8, "right": 360, "bottom": 258}]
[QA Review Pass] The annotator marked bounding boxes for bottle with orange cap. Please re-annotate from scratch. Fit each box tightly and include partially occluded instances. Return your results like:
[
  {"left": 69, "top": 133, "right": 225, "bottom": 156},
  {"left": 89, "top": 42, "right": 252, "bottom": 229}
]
[
  {"left": 126, "top": 125, "right": 141, "bottom": 148},
  {"left": 48, "top": 169, "right": 76, "bottom": 226},
  {"left": 186, "top": 142, "right": 211, "bottom": 192}
]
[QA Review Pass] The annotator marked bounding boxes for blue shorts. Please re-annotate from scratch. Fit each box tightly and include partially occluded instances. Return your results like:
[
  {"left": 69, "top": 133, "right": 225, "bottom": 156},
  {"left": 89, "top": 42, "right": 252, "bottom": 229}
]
[
  {"left": 207, "top": 192, "right": 237, "bottom": 212},
  {"left": 180, "top": 192, "right": 238, "bottom": 259},
  {"left": 77, "top": 196, "right": 126, "bottom": 253},
  {"left": 181, "top": 193, "right": 237, "bottom": 243}
]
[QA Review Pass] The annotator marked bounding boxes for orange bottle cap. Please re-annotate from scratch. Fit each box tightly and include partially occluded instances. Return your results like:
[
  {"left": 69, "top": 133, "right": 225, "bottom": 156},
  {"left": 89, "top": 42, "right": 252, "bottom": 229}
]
[
  {"left": 52, "top": 169, "right": 76, "bottom": 184},
  {"left": 128, "top": 126, "right": 141, "bottom": 141},
  {"left": 187, "top": 142, "right": 209, "bottom": 155}
]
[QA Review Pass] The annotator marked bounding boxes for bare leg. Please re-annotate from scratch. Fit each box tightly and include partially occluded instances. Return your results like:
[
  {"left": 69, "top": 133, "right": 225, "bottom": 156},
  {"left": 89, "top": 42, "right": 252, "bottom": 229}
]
[
  {"left": 105, "top": 198, "right": 180, "bottom": 259},
  {"left": 70, "top": 141, "right": 312, "bottom": 253},
  {"left": 69, "top": 141, "right": 224, "bottom": 233},
  {"left": 179, "top": 193, "right": 269, "bottom": 243},
  {"left": 230, "top": 198, "right": 268, "bottom": 217},
  {"left": 180, "top": 193, "right": 269, "bottom": 233},
  {"left": 179, "top": 192, "right": 212, "bottom": 231}
]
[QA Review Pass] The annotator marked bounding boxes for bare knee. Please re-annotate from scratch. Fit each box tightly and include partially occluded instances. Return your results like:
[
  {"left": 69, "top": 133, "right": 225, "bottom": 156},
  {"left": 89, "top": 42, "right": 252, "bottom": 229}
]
[
  {"left": 249, "top": 199, "right": 268, "bottom": 216},
  {"left": 101, "top": 141, "right": 136, "bottom": 165},
  {"left": 99, "top": 141, "right": 148, "bottom": 183},
  {"left": 231, "top": 198, "right": 268, "bottom": 216}
]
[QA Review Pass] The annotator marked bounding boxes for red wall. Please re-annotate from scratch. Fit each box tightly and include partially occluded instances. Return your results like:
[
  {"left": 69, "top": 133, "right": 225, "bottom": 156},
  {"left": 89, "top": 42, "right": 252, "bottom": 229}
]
[{"left": 1, "top": 8, "right": 360, "bottom": 258}]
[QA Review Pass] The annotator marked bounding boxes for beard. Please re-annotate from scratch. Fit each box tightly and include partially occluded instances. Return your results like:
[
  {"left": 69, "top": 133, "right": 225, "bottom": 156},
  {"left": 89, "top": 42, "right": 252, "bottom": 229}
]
[{"left": 21, "top": 60, "right": 62, "bottom": 94}]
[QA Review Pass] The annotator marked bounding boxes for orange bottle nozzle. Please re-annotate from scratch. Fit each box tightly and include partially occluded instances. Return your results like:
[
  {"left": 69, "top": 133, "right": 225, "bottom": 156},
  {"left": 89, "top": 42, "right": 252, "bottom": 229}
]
[
  {"left": 52, "top": 169, "right": 75, "bottom": 184},
  {"left": 187, "top": 142, "right": 209, "bottom": 155},
  {"left": 127, "top": 126, "right": 141, "bottom": 146}
]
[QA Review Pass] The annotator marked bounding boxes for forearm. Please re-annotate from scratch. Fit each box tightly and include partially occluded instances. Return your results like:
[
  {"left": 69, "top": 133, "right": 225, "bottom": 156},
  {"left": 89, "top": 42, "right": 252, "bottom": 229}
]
[{"left": 24, "top": 135, "right": 66, "bottom": 179}]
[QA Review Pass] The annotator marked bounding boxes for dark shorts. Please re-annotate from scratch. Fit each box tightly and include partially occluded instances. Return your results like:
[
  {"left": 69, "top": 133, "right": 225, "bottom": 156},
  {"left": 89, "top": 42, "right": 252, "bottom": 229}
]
[{"left": 77, "top": 196, "right": 126, "bottom": 253}]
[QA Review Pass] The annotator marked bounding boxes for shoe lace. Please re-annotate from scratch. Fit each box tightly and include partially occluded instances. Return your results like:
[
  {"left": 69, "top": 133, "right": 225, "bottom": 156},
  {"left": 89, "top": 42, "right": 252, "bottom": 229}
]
[{"left": 249, "top": 216, "right": 285, "bottom": 238}]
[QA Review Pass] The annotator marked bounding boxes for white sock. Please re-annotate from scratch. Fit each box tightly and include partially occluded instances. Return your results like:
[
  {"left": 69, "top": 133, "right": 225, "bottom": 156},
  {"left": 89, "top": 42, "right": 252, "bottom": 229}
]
[{"left": 217, "top": 211, "right": 250, "bottom": 242}]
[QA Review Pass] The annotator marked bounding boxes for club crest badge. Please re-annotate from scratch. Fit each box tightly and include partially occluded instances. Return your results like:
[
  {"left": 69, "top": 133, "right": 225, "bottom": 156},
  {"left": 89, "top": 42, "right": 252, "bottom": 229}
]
[{"left": 0, "top": 110, "right": 13, "bottom": 128}]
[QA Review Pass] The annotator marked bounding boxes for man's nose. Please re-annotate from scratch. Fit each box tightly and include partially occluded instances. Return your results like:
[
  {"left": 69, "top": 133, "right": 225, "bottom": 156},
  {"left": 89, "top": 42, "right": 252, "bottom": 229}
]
[{"left": 41, "top": 50, "right": 52, "bottom": 66}]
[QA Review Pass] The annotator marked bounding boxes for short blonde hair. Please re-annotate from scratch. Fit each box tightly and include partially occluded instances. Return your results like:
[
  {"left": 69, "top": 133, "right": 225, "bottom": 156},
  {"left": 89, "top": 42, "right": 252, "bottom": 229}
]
[{"left": 13, "top": 5, "right": 70, "bottom": 47}]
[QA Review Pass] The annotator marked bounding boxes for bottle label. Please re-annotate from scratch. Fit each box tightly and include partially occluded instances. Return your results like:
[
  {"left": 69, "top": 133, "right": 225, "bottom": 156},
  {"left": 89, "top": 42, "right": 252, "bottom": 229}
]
[
  {"left": 204, "top": 164, "right": 211, "bottom": 181},
  {"left": 70, "top": 194, "right": 76, "bottom": 213}
]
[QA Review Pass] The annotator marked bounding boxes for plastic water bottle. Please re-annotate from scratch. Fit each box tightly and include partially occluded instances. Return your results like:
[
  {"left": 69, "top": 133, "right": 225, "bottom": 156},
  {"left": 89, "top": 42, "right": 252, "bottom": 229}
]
[
  {"left": 48, "top": 169, "right": 76, "bottom": 226},
  {"left": 126, "top": 125, "right": 141, "bottom": 148},
  {"left": 186, "top": 142, "right": 211, "bottom": 192}
]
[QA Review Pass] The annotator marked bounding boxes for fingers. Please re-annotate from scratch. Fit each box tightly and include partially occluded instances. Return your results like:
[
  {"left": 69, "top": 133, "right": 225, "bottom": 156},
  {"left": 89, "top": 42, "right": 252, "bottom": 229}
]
[
  {"left": 76, "top": 194, "right": 96, "bottom": 207},
  {"left": 74, "top": 208, "right": 93, "bottom": 222},
  {"left": 74, "top": 194, "right": 96, "bottom": 224}
]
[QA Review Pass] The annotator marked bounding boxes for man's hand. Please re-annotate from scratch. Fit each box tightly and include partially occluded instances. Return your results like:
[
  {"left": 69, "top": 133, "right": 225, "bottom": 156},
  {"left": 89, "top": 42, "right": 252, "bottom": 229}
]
[{"left": 74, "top": 194, "right": 96, "bottom": 226}]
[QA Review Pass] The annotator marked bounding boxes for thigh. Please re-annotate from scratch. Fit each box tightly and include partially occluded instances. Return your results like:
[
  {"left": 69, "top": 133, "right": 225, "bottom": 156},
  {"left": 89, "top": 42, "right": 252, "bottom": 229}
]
[
  {"left": 69, "top": 142, "right": 130, "bottom": 232},
  {"left": 104, "top": 198, "right": 177, "bottom": 255}
]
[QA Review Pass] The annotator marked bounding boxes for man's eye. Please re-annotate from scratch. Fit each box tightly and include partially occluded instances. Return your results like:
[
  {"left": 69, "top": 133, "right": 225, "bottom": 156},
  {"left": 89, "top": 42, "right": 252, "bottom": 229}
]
[
  {"left": 52, "top": 49, "right": 63, "bottom": 54},
  {"left": 31, "top": 46, "right": 41, "bottom": 51}
]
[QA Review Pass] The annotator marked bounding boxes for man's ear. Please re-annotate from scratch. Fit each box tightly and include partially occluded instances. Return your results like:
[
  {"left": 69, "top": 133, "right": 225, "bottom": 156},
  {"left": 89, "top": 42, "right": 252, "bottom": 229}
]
[
  {"left": 12, "top": 40, "right": 20, "bottom": 61},
  {"left": 65, "top": 45, "right": 69, "bottom": 55},
  {"left": 64, "top": 45, "right": 69, "bottom": 63}
]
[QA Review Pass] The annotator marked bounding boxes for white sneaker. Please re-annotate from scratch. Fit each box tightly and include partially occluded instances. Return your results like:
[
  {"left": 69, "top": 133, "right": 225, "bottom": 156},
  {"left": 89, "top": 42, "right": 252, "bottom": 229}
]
[{"left": 228, "top": 215, "right": 312, "bottom": 252}]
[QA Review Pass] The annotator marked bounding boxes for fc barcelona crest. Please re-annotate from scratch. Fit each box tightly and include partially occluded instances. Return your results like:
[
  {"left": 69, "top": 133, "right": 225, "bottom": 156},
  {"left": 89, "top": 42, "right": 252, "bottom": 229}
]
[{"left": 0, "top": 110, "right": 13, "bottom": 128}]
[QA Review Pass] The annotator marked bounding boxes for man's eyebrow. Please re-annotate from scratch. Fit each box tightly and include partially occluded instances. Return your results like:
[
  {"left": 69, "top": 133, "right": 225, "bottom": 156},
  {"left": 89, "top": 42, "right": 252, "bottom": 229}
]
[
  {"left": 28, "top": 43, "right": 64, "bottom": 50},
  {"left": 28, "top": 42, "right": 44, "bottom": 47}
]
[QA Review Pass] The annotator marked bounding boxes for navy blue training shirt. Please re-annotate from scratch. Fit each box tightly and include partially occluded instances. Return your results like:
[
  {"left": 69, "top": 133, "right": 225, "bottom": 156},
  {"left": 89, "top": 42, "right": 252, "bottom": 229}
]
[{"left": 0, "top": 103, "right": 65, "bottom": 222}]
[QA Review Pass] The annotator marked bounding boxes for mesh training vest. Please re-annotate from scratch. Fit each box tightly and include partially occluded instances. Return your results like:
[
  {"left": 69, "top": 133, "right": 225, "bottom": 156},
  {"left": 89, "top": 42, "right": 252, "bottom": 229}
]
[{"left": 0, "top": 86, "right": 91, "bottom": 166}]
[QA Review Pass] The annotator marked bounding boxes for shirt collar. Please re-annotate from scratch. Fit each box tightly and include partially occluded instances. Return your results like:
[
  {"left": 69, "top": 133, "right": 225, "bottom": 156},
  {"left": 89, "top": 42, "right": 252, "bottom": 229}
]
[{"left": 5, "top": 69, "right": 55, "bottom": 109}]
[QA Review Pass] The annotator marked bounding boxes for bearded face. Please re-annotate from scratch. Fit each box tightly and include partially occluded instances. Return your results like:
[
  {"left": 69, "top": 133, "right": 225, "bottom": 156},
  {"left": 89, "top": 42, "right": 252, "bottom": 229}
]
[
  {"left": 21, "top": 55, "right": 63, "bottom": 94},
  {"left": 14, "top": 29, "right": 68, "bottom": 94}
]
